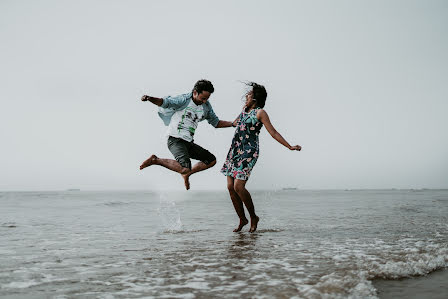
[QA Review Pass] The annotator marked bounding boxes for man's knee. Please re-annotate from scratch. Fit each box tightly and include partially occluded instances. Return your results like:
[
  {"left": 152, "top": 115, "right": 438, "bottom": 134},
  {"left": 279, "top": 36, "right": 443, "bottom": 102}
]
[
  {"left": 227, "top": 181, "right": 235, "bottom": 193},
  {"left": 180, "top": 167, "right": 191, "bottom": 175},
  {"left": 176, "top": 155, "right": 191, "bottom": 171},
  {"left": 203, "top": 153, "right": 216, "bottom": 167}
]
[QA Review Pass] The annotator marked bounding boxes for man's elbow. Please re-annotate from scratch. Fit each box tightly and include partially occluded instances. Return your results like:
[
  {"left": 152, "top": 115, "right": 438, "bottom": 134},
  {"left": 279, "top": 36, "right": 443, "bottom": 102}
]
[{"left": 158, "top": 99, "right": 167, "bottom": 108}]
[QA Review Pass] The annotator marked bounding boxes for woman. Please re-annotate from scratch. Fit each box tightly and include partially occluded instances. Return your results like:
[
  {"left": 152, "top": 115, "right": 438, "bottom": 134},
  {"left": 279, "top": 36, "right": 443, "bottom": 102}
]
[{"left": 221, "top": 82, "right": 301, "bottom": 233}]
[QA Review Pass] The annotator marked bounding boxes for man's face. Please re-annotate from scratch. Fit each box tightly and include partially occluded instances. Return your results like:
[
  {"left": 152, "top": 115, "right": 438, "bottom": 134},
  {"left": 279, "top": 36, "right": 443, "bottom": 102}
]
[{"left": 192, "top": 90, "right": 211, "bottom": 105}]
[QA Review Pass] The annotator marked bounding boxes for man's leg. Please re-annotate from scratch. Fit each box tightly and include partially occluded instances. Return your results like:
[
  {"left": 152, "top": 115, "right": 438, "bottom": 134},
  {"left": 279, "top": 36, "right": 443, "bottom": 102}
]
[
  {"left": 140, "top": 137, "right": 191, "bottom": 175},
  {"left": 140, "top": 154, "right": 190, "bottom": 174},
  {"left": 227, "top": 176, "right": 248, "bottom": 232},
  {"left": 182, "top": 142, "right": 217, "bottom": 190},
  {"left": 234, "top": 179, "right": 259, "bottom": 233},
  {"left": 181, "top": 160, "right": 216, "bottom": 190}
]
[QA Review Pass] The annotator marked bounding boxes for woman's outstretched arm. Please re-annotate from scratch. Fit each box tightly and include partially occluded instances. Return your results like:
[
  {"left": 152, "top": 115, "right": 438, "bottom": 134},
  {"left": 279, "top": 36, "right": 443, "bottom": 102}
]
[{"left": 257, "top": 109, "right": 301, "bottom": 151}]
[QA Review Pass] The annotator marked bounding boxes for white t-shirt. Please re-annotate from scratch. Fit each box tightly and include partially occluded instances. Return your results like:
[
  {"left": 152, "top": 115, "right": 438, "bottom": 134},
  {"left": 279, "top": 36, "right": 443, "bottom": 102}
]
[{"left": 167, "top": 100, "right": 204, "bottom": 142}]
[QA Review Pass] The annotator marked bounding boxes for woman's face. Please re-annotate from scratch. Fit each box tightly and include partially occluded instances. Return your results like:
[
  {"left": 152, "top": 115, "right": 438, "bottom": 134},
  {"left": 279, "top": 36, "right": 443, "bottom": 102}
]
[{"left": 245, "top": 90, "right": 255, "bottom": 106}]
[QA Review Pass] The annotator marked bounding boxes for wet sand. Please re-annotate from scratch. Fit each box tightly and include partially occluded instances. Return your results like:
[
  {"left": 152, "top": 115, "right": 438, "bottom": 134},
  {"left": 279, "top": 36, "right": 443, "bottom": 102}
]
[{"left": 374, "top": 269, "right": 448, "bottom": 299}]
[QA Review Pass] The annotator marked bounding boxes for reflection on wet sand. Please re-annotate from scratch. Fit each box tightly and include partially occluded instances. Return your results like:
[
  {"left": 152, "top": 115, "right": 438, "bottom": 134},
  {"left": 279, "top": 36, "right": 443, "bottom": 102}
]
[{"left": 226, "top": 233, "right": 259, "bottom": 260}]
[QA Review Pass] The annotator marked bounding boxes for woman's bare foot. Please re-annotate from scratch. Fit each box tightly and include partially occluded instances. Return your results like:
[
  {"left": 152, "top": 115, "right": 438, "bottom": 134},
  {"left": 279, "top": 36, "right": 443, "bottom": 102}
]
[
  {"left": 182, "top": 173, "right": 191, "bottom": 190},
  {"left": 249, "top": 216, "right": 259, "bottom": 233},
  {"left": 140, "top": 155, "right": 158, "bottom": 170},
  {"left": 233, "top": 218, "right": 248, "bottom": 232}
]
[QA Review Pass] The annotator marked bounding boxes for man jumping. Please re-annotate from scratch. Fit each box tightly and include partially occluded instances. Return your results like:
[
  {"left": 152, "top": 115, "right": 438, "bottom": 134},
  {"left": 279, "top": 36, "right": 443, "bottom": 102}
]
[{"left": 140, "top": 79, "right": 234, "bottom": 190}]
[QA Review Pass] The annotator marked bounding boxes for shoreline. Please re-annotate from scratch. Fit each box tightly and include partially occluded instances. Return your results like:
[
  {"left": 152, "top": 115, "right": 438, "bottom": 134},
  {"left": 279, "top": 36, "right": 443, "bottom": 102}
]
[{"left": 373, "top": 268, "right": 448, "bottom": 298}]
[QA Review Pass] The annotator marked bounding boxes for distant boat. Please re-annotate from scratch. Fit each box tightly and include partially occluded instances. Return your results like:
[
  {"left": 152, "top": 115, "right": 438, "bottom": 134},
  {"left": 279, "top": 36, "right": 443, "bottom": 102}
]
[
  {"left": 66, "top": 189, "right": 81, "bottom": 191},
  {"left": 282, "top": 187, "right": 297, "bottom": 190}
]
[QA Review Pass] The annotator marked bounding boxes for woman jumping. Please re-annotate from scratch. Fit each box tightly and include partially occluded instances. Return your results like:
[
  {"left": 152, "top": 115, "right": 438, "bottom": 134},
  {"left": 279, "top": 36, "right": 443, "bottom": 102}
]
[{"left": 221, "top": 82, "right": 301, "bottom": 233}]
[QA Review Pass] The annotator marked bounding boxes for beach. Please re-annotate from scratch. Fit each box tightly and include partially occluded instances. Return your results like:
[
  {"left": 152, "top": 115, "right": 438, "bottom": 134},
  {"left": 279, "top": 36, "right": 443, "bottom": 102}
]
[{"left": 1, "top": 189, "right": 447, "bottom": 298}]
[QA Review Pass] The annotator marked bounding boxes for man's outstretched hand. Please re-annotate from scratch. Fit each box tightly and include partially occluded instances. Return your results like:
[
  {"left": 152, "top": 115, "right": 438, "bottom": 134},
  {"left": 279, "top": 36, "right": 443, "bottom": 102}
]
[
  {"left": 290, "top": 145, "right": 302, "bottom": 151},
  {"left": 140, "top": 95, "right": 163, "bottom": 106}
]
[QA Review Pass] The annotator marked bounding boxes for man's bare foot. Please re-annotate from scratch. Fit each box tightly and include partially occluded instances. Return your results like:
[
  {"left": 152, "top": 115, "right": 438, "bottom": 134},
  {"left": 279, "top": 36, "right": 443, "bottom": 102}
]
[
  {"left": 249, "top": 216, "right": 259, "bottom": 233},
  {"left": 140, "top": 155, "right": 158, "bottom": 170},
  {"left": 182, "top": 173, "right": 190, "bottom": 190},
  {"left": 233, "top": 218, "right": 248, "bottom": 232}
]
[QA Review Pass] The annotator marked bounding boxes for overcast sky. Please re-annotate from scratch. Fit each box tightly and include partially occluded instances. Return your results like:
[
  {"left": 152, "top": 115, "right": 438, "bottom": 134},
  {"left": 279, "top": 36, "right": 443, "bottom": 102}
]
[{"left": 1, "top": 0, "right": 447, "bottom": 191}]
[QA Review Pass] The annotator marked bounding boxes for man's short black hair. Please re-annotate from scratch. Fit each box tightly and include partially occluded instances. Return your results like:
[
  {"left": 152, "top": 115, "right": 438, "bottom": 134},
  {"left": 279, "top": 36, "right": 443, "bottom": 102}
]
[{"left": 193, "top": 79, "right": 214, "bottom": 94}]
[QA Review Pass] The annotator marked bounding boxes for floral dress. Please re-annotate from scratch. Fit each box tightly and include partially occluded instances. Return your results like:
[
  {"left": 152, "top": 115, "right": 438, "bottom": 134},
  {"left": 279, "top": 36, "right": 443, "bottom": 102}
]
[{"left": 221, "top": 108, "right": 263, "bottom": 180}]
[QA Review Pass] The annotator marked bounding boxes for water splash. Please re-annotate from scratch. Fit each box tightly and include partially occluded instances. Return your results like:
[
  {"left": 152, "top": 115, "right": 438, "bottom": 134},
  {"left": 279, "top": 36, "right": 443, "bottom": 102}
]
[{"left": 157, "top": 193, "right": 182, "bottom": 231}]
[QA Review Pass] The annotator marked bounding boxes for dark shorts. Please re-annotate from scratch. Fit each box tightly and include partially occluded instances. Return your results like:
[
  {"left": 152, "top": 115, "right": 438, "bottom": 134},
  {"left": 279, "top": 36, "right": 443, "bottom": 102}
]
[{"left": 167, "top": 136, "right": 216, "bottom": 169}]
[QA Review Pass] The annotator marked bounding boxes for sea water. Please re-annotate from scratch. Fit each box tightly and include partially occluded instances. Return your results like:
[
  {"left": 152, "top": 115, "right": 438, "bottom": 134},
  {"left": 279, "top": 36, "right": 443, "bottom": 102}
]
[{"left": 1, "top": 189, "right": 447, "bottom": 298}]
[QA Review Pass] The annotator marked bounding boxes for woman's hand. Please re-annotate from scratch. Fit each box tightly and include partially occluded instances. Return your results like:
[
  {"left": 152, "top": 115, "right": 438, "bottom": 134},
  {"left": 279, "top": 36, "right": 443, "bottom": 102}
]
[{"left": 289, "top": 145, "right": 302, "bottom": 151}]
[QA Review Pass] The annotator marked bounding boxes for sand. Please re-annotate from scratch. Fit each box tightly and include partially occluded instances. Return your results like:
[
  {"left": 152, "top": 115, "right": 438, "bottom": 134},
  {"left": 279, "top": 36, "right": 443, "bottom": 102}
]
[{"left": 373, "top": 269, "right": 448, "bottom": 299}]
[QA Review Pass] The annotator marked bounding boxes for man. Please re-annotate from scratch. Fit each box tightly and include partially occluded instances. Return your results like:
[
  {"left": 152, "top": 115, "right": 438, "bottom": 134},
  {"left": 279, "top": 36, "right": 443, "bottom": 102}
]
[{"left": 140, "top": 79, "right": 234, "bottom": 190}]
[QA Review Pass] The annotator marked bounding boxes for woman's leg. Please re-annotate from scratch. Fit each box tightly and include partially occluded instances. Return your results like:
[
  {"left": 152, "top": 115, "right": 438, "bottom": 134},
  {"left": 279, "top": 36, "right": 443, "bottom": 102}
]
[
  {"left": 227, "top": 176, "right": 248, "bottom": 232},
  {"left": 234, "top": 179, "right": 259, "bottom": 233}
]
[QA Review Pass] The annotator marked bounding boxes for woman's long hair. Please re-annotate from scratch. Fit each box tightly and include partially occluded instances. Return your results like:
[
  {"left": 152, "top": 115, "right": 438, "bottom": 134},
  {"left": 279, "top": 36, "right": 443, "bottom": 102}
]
[{"left": 244, "top": 81, "right": 267, "bottom": 108}]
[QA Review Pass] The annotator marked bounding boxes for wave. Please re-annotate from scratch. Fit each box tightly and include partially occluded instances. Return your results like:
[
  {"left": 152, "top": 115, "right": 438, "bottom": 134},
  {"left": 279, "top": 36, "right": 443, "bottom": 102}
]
[
  {"left": 101, "top": 201, "right": 133, "bottom": 207},
  {"left": 161, "top": 229, "right": 208, "bottom": 234},
  {"left": 368, "top": 244, "right": 448, "bottom": 280},
  {"left": 297, "top": 238, "right": 448, "bottom": 298},
  {"left": 256, "top": 228, "right": 284, "bottom": 233}
]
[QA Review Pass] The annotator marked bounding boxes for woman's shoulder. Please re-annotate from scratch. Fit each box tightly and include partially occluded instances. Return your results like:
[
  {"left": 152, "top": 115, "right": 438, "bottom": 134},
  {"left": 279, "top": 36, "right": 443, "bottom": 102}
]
[{"left": 256, "top": 108, "right": 267, "bottom": 118}]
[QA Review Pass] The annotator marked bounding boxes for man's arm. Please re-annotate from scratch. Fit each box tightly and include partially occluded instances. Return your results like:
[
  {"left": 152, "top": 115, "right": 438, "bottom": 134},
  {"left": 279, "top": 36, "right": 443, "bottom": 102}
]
[
  {"left": 215, "top": 120, "right": 234, "bottom": 128},
  {"left": 141, "top": 95, "right": 163, "bottom": 106},
  {"left": 216, "top": 114, "right": 240, "bottom": 128},
  {"left": 205, "top": 103, "right": 235, "bottom": 128}
]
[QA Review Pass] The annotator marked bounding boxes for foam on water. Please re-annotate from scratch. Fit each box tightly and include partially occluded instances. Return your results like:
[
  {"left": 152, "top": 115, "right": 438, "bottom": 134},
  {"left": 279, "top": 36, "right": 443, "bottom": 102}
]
[{"left": 294, "top": 236, "right": 448, "bottom": 298}]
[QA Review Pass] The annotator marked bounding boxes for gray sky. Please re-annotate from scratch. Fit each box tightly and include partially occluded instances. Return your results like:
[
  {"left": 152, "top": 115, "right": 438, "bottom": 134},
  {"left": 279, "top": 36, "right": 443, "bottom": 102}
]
[{"left": 1, "top": 0, "right": 447, "bottom": 191}]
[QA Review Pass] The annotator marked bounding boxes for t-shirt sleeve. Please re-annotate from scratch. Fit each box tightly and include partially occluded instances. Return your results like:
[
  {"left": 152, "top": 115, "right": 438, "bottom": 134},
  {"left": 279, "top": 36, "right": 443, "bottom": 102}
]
[
  {"left": 205, "top": 104, "right": 220, "bottom": 128},
  {"left": 160, "top": 94, "right": 187, "bottom": 110}
]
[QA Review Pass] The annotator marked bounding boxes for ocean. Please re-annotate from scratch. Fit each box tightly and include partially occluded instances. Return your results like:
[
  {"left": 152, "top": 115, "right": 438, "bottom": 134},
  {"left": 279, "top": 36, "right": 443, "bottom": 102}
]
[{"left": 1, "top": 189, "right": 447, "bottom": 298}]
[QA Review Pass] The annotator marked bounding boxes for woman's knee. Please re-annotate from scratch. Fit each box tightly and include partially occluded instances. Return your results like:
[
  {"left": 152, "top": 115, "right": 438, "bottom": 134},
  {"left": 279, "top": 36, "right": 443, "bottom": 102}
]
[{"left": 234, "top": 181, "right": 246, "bottom": 195}]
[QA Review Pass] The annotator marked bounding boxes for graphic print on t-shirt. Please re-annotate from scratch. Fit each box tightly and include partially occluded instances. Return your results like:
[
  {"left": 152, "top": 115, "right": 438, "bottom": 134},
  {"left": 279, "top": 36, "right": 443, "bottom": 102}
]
[
  {"left": 178, "top": 106, "right": 203, "bottom": 136},
  {"left": 167, "top": 101, "right": 204, "bottom": 142}
]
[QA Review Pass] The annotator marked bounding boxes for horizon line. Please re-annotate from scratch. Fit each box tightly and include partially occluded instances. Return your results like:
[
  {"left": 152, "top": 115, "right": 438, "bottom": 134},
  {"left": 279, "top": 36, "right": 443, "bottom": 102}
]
[{"left": 1, "top": 188, "right": 448, "bottom": 192}]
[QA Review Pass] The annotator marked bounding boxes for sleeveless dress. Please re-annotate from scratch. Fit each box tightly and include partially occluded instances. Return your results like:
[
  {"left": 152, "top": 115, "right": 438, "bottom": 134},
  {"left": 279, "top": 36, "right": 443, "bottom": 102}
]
[{"left": 221, "top": 108, "right": 263, "bottom": 180}]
